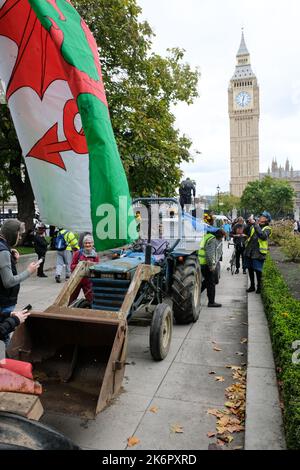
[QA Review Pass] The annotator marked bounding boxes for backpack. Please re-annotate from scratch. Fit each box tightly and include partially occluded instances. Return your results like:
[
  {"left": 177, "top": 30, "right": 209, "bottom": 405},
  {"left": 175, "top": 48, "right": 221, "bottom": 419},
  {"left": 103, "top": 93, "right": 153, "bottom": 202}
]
[{"left": 55, "top": 231, "right": 68, "bottom": 251}]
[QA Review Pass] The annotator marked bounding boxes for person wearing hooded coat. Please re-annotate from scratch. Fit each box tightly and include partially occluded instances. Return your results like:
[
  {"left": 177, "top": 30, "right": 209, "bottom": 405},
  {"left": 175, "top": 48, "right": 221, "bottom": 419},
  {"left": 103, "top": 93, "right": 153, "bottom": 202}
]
[{"left": 0, "top": 220, "right": 38, "bottom": 347}]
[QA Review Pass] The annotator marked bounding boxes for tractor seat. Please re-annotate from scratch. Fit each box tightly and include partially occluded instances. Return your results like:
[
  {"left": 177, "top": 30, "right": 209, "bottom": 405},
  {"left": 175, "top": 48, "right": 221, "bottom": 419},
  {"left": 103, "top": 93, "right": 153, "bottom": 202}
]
[
  {"left": 132, "top": 239, "right": 169, "bottom": 263},
  {"left": 149, "top": 239, "right": 169, "bottom": 255}
]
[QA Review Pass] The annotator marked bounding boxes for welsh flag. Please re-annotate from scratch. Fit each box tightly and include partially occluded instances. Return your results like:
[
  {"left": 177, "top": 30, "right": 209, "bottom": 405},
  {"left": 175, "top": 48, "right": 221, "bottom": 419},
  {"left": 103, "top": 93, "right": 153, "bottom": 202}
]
[{"left": 0, "top": 0, "right": 137, "bottom": 250}]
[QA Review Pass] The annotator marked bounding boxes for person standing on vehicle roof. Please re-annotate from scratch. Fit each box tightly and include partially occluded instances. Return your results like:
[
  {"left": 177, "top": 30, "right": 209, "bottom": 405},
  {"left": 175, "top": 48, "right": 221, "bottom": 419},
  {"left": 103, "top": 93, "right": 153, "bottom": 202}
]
[
  {"left": 179, "top": 178, "right": 196, "bottom": 213},
  {"left": 55, "top": 228, "right": 79, "bottom": 283},
  {"left": 244, "top": 211, "right": 272, "bottom": 294},
  {"left": 198, "top": 225, "right": 225, "bottom": 308}
]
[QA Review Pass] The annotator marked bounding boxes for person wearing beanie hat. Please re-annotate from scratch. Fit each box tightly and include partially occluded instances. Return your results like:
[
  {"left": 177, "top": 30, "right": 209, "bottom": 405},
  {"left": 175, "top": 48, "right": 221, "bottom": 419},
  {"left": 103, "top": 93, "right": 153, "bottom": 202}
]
[
  {"left": 68, "top": 234, "right": 99, "bottom": 306},
  {"left": 199, "top": 228, "right": 224, "bottom": 308},
  {"left": 0, "top": 220, "right": 38, "bottom": 348}
]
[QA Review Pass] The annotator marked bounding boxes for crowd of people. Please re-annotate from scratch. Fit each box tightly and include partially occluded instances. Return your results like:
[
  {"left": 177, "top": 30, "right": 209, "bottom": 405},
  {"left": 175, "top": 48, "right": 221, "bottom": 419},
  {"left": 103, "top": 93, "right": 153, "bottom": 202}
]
[
  {"left": 0, "top": 203, "right": 277, "bottom": 357},
  {"left": 199, "top": 210, "right": 273, "bottom": 306}
]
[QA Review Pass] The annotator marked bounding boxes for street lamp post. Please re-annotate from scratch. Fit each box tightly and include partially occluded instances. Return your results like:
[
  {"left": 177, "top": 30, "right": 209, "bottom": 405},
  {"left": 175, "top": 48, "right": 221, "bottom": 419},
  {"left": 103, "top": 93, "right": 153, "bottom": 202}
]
[{"left": 217, "top": 185, "right": 220, "bottom": 214}]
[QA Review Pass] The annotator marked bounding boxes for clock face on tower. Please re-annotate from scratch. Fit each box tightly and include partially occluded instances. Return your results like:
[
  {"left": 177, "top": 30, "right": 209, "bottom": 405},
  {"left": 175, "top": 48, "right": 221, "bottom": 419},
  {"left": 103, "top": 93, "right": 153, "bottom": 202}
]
[{"left": 235, "top": 91, "right": 251, "bottom": 108}]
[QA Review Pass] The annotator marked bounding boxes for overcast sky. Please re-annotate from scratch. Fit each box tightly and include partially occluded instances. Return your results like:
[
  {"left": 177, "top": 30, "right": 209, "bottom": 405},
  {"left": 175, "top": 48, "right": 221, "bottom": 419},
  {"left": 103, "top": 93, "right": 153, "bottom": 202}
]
[{"left": 138, "top": 0, "right": 300, "bottom": 196}]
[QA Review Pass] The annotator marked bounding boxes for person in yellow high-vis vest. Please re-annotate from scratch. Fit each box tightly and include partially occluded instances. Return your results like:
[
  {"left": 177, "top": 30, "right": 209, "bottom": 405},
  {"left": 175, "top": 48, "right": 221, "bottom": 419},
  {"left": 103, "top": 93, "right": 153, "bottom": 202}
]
[
  {"left": 55, "top": 228, "right": 79, "bottom": 283},
  {"left": 199, "top": 229, "right": 225, "bottom": 307},
  {"left": 244, "top": 211, "right": 272, "bottom": 294}
]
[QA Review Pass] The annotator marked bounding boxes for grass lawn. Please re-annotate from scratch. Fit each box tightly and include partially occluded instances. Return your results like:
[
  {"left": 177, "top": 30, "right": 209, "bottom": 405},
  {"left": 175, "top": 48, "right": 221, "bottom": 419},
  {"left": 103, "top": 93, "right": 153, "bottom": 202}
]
[
  {"left": 270, "top": 246, "right": 300, "bottom": 301},
  {"left": 17, "top": 246, "right": 36, "bottom": 255}
]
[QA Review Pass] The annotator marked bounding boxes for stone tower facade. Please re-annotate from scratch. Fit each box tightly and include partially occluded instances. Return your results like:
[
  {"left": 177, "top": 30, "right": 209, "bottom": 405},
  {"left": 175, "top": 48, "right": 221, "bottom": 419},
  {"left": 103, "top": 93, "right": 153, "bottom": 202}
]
[{"left": 229, "top": 32, "right": 260, "bottom": 197}]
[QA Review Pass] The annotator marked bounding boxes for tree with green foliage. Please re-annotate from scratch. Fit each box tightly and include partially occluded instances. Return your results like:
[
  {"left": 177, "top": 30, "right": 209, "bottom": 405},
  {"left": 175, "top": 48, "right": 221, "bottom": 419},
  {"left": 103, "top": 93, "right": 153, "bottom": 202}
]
[
  {"left": 74, "top": 0, "right": 200, "bottom": 196},
  {"left": 0, "top": 106, "right": 35, "bottom": 231},
  {"left": 0, "top": 0, "right": 200, "bottom": 231},
  {"left": 240, "top": 176, "right": 295, "bottom": 219},
  {"left": 0, "top": 174, "right": 13, "bottom": 209},
  {"left": 209, "top": 193, "right": 240, "bottom": 218}
]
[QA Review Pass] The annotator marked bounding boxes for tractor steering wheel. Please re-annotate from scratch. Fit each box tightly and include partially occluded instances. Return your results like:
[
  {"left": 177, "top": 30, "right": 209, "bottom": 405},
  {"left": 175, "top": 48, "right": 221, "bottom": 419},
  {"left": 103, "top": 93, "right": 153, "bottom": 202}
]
[{"left": 132, "top": 240, "right": 145, "bottom": 253}]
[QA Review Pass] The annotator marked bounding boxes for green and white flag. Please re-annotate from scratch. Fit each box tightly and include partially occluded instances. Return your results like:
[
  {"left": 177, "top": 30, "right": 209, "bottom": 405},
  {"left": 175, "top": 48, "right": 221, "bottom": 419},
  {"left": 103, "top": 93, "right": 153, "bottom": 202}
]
[{"left": 0, "top": 0, "right": 136, "bottom": 250}]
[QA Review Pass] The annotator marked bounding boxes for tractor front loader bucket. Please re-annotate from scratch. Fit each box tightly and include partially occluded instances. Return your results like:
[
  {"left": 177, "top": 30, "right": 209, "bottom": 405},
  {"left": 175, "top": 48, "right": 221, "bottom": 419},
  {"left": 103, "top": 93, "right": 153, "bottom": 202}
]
[{"left": 7, "top": 262, "right": 128, "bottom": 419}]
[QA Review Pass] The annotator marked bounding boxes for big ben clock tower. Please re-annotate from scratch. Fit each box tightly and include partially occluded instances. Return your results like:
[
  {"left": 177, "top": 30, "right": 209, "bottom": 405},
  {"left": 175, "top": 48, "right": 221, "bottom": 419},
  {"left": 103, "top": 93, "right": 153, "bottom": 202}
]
[{"left": 229, "top": 31, "right": 260, "bottom": 197}]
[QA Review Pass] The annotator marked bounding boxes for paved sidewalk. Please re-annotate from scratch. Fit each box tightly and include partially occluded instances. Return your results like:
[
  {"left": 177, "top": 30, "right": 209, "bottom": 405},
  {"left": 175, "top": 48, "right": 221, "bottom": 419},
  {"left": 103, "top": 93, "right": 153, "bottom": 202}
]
[
  {"left": 245, "top": 292, "right": 286, "bottom": 450},
  {"left": 16, "top": 245, "right": 248, "bottom": 450}
]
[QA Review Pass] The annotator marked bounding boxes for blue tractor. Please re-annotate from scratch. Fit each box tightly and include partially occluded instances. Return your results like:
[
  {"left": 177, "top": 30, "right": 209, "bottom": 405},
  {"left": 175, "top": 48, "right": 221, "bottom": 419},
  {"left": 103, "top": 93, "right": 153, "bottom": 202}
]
[
  {"left": 87, "top": 198, "right": 202, "bottom": 361},
  {"left": 8, "top": 199, "right": 202, "bottom": 418}
]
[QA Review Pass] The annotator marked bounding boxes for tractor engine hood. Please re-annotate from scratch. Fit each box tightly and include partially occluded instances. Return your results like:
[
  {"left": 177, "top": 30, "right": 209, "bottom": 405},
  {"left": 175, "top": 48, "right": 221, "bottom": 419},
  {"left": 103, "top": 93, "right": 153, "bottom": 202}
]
[{"left": 91, "top": 256, "right": 146, "bottom": 274}]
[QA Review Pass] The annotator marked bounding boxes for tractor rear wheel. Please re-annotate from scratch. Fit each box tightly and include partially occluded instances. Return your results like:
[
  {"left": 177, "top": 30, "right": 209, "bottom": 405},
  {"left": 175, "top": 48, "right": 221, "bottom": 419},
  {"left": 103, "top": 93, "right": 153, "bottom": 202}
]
[
  {"left": 172, "top": 255, "right": 201, "bottom": 324},
  {"left": 150, "top": 303, "right": 173, "bottom": 361}
]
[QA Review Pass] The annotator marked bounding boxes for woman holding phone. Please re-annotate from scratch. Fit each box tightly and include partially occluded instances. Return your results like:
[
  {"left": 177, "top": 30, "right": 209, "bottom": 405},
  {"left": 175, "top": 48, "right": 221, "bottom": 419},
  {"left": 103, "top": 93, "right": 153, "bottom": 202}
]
[{"left": 0, "top": 220, "right": 38, "bottom": 348}]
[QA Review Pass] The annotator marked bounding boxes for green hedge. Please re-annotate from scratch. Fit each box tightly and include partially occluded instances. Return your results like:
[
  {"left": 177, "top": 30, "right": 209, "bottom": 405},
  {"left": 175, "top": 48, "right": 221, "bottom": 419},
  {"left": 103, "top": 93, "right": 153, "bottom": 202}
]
[{"left": 262, "top": 256, "right": 300, "bottom": 449}]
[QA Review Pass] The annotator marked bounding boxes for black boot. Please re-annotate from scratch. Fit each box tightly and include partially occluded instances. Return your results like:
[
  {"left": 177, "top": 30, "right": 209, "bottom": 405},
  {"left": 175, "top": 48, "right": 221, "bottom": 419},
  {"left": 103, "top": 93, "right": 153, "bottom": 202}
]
[
  {"left": 247, "top": 267, "right": 255, "bottom": 292},
  {"left": 256, "top": 270, "right": 262, "bottom": 294}
]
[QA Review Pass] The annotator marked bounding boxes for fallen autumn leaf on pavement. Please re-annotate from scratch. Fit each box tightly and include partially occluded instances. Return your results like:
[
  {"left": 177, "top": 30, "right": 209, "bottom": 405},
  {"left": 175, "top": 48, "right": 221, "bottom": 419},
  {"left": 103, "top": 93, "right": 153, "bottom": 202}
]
[
  {"left": 149, "top": 406, "right": 159, "bottom": 413},
  {"left": 218, "top": 416, "right": 230, "bottom": 427},
  {"left": 217, "top": 439, "right": 226, "bottom": 446},
  {"left": 207, "top": 409, "right": 224, "bottom": 418},
  {"left": 171, "top": 424, "right": 184, "bottom": 433},
  {"left": 208, "top": 364, "right": 247, "bottom": 449},
  {"left": 215, "top": 376, "right": 225, "bottom": 382},
  {"left": 127, "top": 436, "right": 140, "bottom": 447},
  {"left": 213, "top": 347, "right": 222, "bottom": 352}
]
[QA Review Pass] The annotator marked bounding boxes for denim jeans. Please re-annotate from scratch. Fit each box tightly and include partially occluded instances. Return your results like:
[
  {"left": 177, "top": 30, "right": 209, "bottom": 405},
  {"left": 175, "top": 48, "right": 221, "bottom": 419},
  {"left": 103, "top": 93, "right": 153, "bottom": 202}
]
[{"left": 0, "top": 304, "right": 16, "bottom": 347}]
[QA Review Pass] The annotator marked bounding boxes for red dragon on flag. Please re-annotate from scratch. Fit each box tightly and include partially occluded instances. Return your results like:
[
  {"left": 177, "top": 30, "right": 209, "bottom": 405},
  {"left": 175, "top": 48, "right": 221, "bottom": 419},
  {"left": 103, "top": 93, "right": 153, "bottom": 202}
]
[{"left": 0, "top": 0, "right": 135, "bottom": 250}]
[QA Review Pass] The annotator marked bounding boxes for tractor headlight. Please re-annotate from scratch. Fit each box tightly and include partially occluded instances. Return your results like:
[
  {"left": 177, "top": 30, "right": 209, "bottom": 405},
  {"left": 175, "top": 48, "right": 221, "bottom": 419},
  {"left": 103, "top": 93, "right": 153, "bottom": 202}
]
[{"left": 115, "top": 273, "right": 131, "bottom": 280}]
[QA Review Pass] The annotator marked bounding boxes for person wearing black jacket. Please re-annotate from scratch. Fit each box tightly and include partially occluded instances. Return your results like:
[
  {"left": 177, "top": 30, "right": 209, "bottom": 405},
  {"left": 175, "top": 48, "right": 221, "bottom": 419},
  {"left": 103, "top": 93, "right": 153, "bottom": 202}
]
[
  {"left": 230, "top": 217, "right": 247, "bottom": 274},
  {"left": 0, "top": 309, "right": 31, "bottom": 358},
  {"left": 33, "top": 224, "right": 49, "bottom": 277},
  {"left": 179, "top": 178, "right": 196, "bottom": 212},
  {"left": 0, "top": 220, "right": 38, "bottom": 347}
]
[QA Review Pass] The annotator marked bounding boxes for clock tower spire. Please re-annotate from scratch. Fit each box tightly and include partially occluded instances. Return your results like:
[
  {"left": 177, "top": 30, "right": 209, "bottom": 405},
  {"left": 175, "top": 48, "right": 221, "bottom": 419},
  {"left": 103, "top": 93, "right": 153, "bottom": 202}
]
[{"left": 229, "top": 30, "right": 260, "bottom": 197}]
